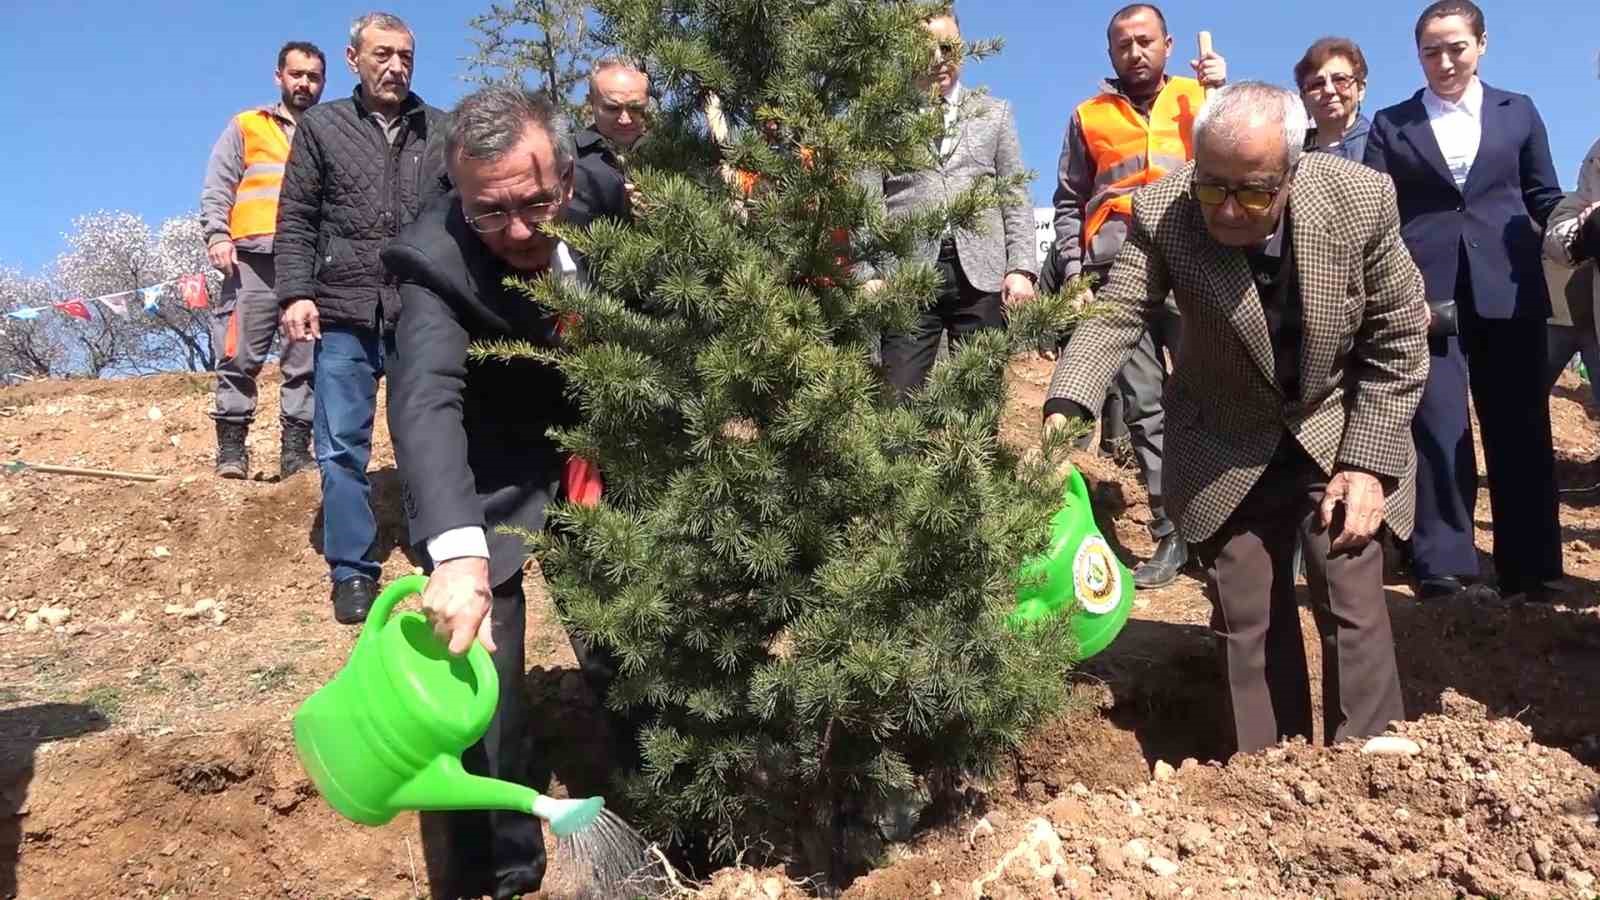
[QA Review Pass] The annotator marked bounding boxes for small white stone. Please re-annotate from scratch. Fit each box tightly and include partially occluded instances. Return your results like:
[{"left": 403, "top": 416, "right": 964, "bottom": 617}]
[
  {"left": 37, "top": 606, "right": 72, "bottom": 627},
  {"left": 1070, "top": 782, "right": 1090, "bottom": 797},
  {"left": 23, "top": 613, "right": 41, "bottom": 633},
  {"left": 118, "top": 609, "right": 138, "bottom": 625},
  {"left": 152, "top": 546, "right": 171, "bottom": 559},
  {"left": 1153, "top": 760, "right": 1176, "bottom": 782},
  {"left": 1122, "top": 839, "right": 1151, "bottom": 865},
  {"left": 930, "top": 881, "right": 942, "bottom": 896},
  {"left": 1362, "top": 736, "right": 1422, "bottom": 757},
  {"left": 147, "top": 406, "right": 163, "bottom": 421},
  {"left": 1147, "top": 857, "right": 1180, "bottom": 878},
  {"left": 1127, "top": 798, "right": 1144, "bottom": 817}
]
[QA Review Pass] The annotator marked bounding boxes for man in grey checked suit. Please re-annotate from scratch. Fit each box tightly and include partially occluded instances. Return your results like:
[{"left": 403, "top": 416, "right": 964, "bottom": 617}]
[
  {"left": 861, "top": 8, "right": 1038, "bottom": 399},
  {"left": 1046, "top": 83, "right": 1428, "bottom": 755}
]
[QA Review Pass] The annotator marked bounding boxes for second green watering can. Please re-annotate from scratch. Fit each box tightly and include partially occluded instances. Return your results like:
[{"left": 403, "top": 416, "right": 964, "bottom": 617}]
[
  {"left": 1011, "top": 463, "right": 1136, "bottom": 660},
  {"left": 292, "top": 575, "right": 603, "bottom": 837}
]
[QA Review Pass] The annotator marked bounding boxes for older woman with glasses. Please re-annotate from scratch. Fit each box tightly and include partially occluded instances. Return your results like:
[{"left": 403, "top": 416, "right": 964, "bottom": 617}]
[{"left": 1295, "top": 37, "right": 1372, "bottom": 162}]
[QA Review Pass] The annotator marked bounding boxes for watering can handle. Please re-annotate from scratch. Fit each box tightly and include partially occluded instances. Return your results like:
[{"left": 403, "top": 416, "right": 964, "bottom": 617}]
[
  {"left": 360, "top": 574, "right": 430, "bottom": 645},
  {"left": 1063, "top": 462, "right": 1093, "bottom": 508}
]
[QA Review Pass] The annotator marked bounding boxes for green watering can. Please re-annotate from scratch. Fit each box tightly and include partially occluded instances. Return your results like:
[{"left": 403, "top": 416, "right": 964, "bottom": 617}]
[
  {"left": 292, "top": 575, "right": 604, "bottom": 837},
  {"left": 1011, "top": 464, "right": 1136, "bottom": 660}
]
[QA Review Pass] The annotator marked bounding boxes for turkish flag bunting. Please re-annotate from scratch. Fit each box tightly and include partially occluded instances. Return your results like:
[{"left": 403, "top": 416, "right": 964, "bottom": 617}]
[
  {"left": 54, "top": 299, "right": 92, "bottom": 321},
  {"left": 178, "top": 274, "right": 209, "bottom": 309}
]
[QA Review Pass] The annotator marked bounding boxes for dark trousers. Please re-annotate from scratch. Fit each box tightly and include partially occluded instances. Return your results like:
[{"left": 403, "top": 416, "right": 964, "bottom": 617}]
[
  {"left": 881, "top": 240, "right": 1005, "bottom": 400},
  {"left": 441, "top": 574, "right": 544, "bottom": 892},
  {"left": 1195, "top": 442, "right": 1405, "bottom": 755},
  {"left": 1409, "top": 256, "right": 1564, "bottom": 591},
  {"left": 439, "top": 572, "right": 643, "bottom": 895}
]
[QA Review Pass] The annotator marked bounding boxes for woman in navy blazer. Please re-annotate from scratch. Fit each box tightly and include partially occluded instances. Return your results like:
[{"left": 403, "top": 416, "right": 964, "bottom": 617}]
[{"left": 1364, "top": 0, "right": 1565, "bottom": 602}]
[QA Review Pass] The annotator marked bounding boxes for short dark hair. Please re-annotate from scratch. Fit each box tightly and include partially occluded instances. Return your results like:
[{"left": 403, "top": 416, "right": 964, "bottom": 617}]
[
  {"left": 1414, "top": 0, "right": 1485, "bottom": 45},
  {"left": 446, "top": 84, "right": 575, "bottom": 173},
  {"left": 1293, "top": 37, "right": 1369, "bottom": 89},
  {"left": 278, "top": 41, "right": 325, "bottom": 72},
  {"left": 1108, "top": 4, "right": 1167, "bottom": 37}
]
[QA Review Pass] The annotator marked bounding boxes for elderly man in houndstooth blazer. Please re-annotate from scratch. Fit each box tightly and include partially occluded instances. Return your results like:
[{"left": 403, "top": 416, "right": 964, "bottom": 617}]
[{"left": 1045, "top": 82, "right": 1429, "bottom": 756}]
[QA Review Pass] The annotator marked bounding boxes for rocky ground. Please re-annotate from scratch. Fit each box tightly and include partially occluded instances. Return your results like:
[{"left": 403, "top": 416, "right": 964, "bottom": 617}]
[{"left": 3, "top": 359, "right": 1599, "bottom": 899}]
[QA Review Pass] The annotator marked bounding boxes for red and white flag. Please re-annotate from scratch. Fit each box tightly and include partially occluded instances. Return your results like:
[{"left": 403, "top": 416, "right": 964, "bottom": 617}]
[
  {"left": 178, "top": 274, "right": 209, "bottom": 309},
  {"left": 54, "top": 299, "right": 92, "bottom": 321}
]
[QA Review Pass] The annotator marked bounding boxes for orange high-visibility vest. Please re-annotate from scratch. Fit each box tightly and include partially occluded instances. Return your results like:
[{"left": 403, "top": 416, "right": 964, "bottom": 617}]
[
  {"left": 228, "top": 110, "right": 291, "bottom": 241},
  {"left": 1076, "top": 76, "right": 1205, "bottom": 250}
]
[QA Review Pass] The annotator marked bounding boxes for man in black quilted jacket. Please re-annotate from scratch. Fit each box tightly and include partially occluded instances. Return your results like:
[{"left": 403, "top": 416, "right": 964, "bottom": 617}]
[{"left": 275, "top": 10, "right": 448, "bottom": 625}]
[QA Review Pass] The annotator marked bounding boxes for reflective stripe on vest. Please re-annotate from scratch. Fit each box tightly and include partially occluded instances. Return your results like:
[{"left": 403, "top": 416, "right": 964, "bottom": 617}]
[
  {"left": 1077, "top": 77, "right": 1206, "bottom": 251},
  {"left": 228, "top": 110, "right": 291, "bottom": 241}
]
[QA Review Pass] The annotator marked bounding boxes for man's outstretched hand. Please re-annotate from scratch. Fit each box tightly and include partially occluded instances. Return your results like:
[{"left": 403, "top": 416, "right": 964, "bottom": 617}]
[{"left": 423, "top": 556, "right": 495, "bottom": 655}]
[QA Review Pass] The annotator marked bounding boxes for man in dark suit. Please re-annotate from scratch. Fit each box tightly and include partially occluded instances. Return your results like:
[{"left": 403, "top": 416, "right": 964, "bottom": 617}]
[
  {"left": 1363, "top": 0, "right": 1566, "bottom": 602},
  {"left": 567, "top": 57, "right": 650, "bottom": 227},
  {"left": 1046, "top": 82, "right": 1428, "bottom": 755},
  {"left": 382, "top": 84, "right": 585, "bottom": 899}
]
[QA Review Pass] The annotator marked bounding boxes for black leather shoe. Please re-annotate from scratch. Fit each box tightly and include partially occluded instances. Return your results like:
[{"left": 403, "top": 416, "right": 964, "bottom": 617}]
[
  {"left": 1418, "top": 576, "right": 1465, "bottom": 601},
  {"left": 331, "top": 576, "right": 378, "bottom": 625},
  {"left": 1133, "top": 535, "right": 1188, "bottom": 589}
]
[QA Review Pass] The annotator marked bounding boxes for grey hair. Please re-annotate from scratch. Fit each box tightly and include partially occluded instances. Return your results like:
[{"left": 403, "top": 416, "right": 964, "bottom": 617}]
[
  {"left": 587, "top": 56, "right": 647, "bottom": 93},
  {"left": 446, "top": 84, "right": 575, "bottom": 173},
  {"left": 349, "top": 12, "right": 413, "bottom": 51},
  {"left": 1193, "top": 81, "right": 1309, "bottom": 171}
]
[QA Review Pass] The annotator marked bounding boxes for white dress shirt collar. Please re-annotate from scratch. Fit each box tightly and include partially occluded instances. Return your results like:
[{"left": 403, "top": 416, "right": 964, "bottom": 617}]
[{"left": 1422, "top": 77, "right": 1484, "bottom": 119}]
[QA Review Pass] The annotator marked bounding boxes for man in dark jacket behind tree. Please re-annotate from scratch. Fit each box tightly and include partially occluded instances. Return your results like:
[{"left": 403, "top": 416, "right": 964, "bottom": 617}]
[{"left": 275, "top": 11, "right": 448, "bottom": 624}]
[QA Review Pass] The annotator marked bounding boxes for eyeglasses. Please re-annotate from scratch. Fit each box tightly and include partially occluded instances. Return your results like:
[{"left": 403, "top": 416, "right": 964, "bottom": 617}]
[
  {"left": 1301, "top": 73, "right": 1360, "bottom": 95},
  {"left": 463, "top": 198, "right": 564, "bottom": 234},
  {"left": 1192, "top": 181, "right": 1282, "bottom": 213},
  {"left": 595, "top": 99, "right": 651, "bottom": 119}
]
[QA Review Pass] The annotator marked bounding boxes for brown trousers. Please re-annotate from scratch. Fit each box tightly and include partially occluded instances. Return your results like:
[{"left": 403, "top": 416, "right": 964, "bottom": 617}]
[{"left": 1195, "top": 442, "right": 1406, "bottom": 755}]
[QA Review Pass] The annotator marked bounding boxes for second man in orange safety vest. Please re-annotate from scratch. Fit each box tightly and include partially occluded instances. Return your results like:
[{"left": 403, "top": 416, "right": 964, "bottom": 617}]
[
  {"left": 200, "top": 41, "right": 326, "bottom": 480},
  {"left": 1049, "top": 3, "right": 1225, "bottom": 588}
]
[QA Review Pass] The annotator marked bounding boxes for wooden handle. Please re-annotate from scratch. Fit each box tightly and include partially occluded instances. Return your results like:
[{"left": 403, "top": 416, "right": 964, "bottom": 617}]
[{"left": 7, "top": 461, "right": 162, "bottom": 482}]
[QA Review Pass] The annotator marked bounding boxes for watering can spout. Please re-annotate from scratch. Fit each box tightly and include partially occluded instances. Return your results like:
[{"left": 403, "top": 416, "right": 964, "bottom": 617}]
[{"left": 389, "top": 755, "right": 538, "bottom": 815}]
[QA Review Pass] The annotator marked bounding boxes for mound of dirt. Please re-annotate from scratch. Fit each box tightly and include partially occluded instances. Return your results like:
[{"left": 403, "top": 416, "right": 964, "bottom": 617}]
[{"left": 846, "top": 692, "right": 1600, "bottom": 899}]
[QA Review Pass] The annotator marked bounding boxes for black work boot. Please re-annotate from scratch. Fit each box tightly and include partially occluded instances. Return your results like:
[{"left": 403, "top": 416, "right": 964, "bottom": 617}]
[
  {"left": 1133, "top": 534, "right": 1188, "bottom": 589},
  {"left": 215, "top": 421, "right": 249, "bottom": 480},
  {"left": 279, "top": 419, "right": 314, "bottom": 479},
  {"left": 331, "top": 575, "right": 379, "bottom": 625}
]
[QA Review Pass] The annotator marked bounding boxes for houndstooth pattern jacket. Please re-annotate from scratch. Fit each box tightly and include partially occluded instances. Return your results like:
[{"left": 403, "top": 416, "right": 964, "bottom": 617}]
[{"left": 1046, "top": 153, "right": 1429, "bottom": 542}]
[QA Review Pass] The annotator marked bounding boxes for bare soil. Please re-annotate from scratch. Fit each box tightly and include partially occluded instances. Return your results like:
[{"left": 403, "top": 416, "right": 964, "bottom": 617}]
[{"left": 2, "top": 359, "right": 1598, "bottom": 899}]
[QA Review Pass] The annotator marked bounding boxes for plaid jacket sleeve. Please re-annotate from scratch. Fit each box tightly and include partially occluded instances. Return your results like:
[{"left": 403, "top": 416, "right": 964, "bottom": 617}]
[
  {"left": 1044, "top": 188, "right": 1173, "bottom": 413},
  {"left": 1337, "top": 175, "right": 1429, "bottom": 479}
]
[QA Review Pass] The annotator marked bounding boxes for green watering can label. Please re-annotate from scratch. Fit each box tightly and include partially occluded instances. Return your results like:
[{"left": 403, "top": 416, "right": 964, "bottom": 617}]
[{"left": 1072, "top": 534, "right": 1124, "bottom": 615}]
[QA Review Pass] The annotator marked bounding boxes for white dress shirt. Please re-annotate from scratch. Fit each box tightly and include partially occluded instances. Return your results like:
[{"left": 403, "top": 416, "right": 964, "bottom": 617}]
[
  {"left": 425, "top": 241, "right": 582, "bottom": 567},
  {"left": 1421, "top": 77, "right": 1484, "bottom": 189}
]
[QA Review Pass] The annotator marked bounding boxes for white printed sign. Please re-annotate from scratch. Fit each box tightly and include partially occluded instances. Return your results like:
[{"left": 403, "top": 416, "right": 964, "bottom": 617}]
[{"left": 1035, "top": 207, "right": 1055, "bottom": 268}]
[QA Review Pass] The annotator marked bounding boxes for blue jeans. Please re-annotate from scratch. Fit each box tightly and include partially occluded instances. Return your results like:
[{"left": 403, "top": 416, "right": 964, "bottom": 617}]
[{"left": 313, "top": 325, "right": 394, "bottom": 584}]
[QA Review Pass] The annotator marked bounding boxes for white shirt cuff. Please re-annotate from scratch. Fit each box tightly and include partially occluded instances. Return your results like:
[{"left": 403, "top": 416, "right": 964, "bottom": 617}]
[{"left": 426, "top": 527, "right": 489, "bottom": 566}]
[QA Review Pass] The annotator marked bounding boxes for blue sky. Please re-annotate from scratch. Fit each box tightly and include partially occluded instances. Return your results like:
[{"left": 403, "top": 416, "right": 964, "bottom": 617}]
[{"left": 2, "top": 1, "right": 1597, "bottom": 273}]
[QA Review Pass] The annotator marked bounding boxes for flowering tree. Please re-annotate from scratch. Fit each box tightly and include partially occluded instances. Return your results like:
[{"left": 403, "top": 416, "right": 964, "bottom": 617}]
[
  {"left": 0, "top": 267, "right": 69, "bottom": 380},
  {"left": 51, "top": 211, "right": 219, "bottom": 375}
]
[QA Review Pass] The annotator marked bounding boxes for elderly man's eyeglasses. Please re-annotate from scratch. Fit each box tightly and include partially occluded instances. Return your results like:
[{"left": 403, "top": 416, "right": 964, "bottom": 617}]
[
  {"left": 1192, "top": 181, "right": 1282, "bottom": 213},
  {"left": 464, "top": 198, "right": 564, "bottom": 234},
  {"left": 1301, "top": 73, "right": 1360, "bottom": 95}
]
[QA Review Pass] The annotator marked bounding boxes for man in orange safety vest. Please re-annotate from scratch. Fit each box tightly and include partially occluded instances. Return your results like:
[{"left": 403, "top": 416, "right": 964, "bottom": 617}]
[
  {"left": 1049, "top": 3, "right": 1225, "bottom": 588},
  {"left": 200, "top": 41, "right": 325, "bottom": 480}
]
